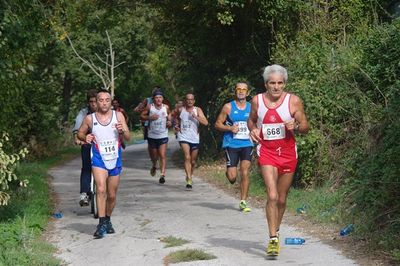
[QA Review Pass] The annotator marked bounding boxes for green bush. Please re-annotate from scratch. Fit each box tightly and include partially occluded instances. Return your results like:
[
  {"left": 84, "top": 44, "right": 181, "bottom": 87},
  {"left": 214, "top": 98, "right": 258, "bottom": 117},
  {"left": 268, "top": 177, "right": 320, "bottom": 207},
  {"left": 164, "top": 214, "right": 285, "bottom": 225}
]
[{"left": 0, "top": 133, "right": 29, "bottom": 205}]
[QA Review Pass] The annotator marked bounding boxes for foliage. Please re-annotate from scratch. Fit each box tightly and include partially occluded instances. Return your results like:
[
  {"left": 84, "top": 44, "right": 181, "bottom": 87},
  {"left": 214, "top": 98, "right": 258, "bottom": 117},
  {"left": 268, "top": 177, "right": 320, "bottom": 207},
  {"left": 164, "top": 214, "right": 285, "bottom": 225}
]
[
  {"left": 0, "top": 0, "right": 64, "bottom": 156},
  {"left": 0, "top": 147, "right": 78, "bottom": 265},
  {"left": 0, "top": 133, "right": 29, "bottom": 205},
  {"left": 343, "top": 20, "right": 400, "bottom": 260}
]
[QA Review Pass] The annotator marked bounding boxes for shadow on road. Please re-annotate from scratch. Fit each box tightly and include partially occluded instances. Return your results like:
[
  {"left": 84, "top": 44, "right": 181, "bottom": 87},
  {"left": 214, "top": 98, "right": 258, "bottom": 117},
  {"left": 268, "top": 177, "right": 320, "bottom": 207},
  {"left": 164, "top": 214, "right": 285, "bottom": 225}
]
[
  {"left": 191, "top": 202, "right": 237, "bottom": 211},
  {"left": 207, "top": 236, "right": 266, "bottom": 258}
]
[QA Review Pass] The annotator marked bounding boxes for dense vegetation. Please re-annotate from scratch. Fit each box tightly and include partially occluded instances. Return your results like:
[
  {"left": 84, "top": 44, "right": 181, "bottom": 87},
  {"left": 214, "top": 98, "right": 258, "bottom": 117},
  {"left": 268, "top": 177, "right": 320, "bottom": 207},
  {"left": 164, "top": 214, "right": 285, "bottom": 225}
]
[{"left": 1, "top": 0, "right": 399, "bottom": 262}]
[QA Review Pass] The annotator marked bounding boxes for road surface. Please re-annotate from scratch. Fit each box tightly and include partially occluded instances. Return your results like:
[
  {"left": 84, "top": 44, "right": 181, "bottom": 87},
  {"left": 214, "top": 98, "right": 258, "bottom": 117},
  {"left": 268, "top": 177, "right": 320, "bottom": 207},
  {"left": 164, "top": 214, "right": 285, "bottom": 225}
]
[{"left": 49, "top": 137, "right": 357, "bottom": 266}]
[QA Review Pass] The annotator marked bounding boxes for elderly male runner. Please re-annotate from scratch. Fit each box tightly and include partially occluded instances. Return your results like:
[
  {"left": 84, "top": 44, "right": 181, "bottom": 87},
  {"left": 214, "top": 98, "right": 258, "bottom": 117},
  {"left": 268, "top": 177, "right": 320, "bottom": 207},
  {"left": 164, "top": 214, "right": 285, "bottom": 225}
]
[
  {"left": 78, "top": 89, "right": 130, "bottom": 239},
  {"left": 247, "top": 65, "right": 309, "bottom": 256},
  {"left": 175, "top": 93, "right": 208, "bottom": 189},
  {"left": 140, "top": 89, "right": 172, "bottom": 184},
  {"left": 215, "top": 82, "right": 253, "bottom": 212}
]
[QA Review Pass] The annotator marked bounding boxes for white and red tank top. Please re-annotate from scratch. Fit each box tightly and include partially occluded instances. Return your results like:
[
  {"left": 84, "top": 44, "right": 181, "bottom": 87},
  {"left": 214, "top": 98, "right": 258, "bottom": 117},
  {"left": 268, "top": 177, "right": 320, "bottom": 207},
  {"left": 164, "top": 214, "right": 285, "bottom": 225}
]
[{"left": 257, "top": 93, "right": 296, "bottom": 150}]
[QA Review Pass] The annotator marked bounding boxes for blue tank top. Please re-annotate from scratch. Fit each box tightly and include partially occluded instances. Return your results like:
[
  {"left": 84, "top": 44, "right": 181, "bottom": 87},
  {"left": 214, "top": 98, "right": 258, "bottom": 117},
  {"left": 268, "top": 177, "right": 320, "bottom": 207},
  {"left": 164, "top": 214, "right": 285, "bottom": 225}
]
[{"left": 222, "top": 101, "right": 253, "bottom": 148}]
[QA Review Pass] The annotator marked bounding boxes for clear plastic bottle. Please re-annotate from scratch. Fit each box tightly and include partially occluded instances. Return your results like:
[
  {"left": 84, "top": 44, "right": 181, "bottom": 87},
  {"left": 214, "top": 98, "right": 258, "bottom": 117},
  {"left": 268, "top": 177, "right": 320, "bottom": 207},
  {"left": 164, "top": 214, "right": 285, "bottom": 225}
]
[
  {"left": 340, "top": 224, "right": 354, "bottom": 236},
  {"left": 285, "top": 237, "right": 305, "bottom": 245}
]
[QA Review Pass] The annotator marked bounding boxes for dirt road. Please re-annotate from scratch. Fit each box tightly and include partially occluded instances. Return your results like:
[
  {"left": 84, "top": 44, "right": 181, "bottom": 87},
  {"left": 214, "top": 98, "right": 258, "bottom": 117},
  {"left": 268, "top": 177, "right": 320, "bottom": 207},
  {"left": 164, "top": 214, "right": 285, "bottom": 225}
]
[{"left": 49, "top": 138, "right": 357, "bottom": 265}]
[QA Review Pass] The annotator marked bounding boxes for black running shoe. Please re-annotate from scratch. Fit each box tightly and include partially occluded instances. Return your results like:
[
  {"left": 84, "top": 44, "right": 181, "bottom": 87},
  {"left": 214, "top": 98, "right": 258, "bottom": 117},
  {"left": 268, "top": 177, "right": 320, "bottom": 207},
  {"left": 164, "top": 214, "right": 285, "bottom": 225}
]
[
  {"left": 159, "top": 175, "right": 165, "bottom": 184},
  {"left": 93, "top": 223, "right": 107, "bottom": 239},
  {"left": 105, "top": 221, "right": 115, "bottom": 234}
]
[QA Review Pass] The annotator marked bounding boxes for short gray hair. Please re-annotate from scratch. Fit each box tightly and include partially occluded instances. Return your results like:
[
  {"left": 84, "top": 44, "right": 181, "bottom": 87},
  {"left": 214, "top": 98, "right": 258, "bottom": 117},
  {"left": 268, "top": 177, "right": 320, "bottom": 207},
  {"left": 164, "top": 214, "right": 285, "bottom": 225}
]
[{"left": 262, "top": 64, "right": 288, "bottom": 83}]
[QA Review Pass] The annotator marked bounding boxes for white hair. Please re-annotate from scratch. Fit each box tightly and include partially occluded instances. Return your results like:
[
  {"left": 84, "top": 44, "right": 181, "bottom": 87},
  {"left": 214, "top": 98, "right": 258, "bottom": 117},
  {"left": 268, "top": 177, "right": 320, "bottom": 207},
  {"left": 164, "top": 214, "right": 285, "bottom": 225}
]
[{"left": 262, "top": 64, "right": 288, "bottom": 83}]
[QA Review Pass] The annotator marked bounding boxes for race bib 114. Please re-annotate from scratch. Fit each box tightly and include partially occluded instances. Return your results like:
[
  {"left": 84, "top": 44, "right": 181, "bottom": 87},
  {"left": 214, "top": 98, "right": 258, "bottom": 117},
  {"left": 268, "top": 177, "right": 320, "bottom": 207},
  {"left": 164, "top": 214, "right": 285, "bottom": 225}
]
[{"left": 99, "top": 139, "right": 118, "bottom": 161}]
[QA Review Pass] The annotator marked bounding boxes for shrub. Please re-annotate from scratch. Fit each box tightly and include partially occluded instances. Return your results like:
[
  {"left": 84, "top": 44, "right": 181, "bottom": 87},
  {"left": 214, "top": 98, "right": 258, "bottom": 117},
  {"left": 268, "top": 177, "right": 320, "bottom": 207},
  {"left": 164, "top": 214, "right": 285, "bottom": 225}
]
[{"left": 0, "top": 133, "right": 29, "bottom": 205}]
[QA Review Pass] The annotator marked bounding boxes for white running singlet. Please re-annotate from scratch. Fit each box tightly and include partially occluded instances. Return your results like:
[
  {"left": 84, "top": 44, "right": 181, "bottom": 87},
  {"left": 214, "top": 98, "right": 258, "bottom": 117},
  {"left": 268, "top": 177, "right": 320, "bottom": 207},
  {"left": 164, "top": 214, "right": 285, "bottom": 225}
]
[
  {"left": 178, "top": 107, "right": 200, "bottom": 144},
  {"left": 148, "top": 103, "right": 168, "bottom": 139},
  {"left": 91, "top": 110, "right": 120, "bottom": 170}
]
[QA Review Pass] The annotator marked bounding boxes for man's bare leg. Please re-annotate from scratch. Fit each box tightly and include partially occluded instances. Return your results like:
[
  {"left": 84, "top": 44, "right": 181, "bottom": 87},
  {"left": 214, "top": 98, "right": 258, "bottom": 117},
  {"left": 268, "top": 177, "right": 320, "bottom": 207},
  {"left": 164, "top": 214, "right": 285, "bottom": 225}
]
[{"left": 261, "top": 165, "right": 279, "bottom": 237}]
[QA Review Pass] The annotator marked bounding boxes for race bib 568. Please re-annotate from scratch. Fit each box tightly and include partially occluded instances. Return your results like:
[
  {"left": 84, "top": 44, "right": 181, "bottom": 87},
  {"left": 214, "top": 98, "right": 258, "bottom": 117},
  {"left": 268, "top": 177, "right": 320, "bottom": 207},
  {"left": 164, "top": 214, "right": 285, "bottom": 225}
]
[{"left": 262, "top": 123, "right": 285, "bottom": 140}]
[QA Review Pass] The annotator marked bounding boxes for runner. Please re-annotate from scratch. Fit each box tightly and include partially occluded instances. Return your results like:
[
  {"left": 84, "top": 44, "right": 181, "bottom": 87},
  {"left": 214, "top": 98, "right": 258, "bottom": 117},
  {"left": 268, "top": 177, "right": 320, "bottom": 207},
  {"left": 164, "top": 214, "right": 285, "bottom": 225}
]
[
  {"left": 140, "top": 88, "right": 172, "bottom": 184},
  {"left": 171, "top": 99, "right": 183, "bottom": 139},
  {"left": 72, "top": 89, "right": 97, "bottom": 207},
  {"left": 133, "top": 86, "right": 160, "bottom": 141},
  {"left": 175, "top": 93, "right": 208, "bottom": 189},
  {"left": 134, "top": 86, "right": 160, "bottom": 176},
  {"left": 112, "top": 98, "right": 129, "bottom": 149},
  {"left": 247, "top": 64, "right": 309, "bottom": 256},
  {"left": 77, "top": 89, "right": 130, "bottom": 239},
  {"left": 215, "top": 82, "right": 253, "bottom": 212},
  {"left": 112, "top": 98, "right": 129, "bottom": 123}
]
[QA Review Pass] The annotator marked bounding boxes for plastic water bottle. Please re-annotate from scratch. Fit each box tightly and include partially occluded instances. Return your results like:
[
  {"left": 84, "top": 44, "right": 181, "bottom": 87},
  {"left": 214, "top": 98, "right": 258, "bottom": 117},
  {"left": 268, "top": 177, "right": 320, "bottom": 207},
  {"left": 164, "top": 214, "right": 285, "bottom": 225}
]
[
  {"left": 296, "top": 207, "right": 306, "bottom": 214},
  {"left": 340, "top": 224, "right": 354, "bottom": 236},
  {"left": 285, "top": 237, "right": 305, "bottom": 245},
  {"left": 53, "top": 212, "right": 63, "bottom": 219}
]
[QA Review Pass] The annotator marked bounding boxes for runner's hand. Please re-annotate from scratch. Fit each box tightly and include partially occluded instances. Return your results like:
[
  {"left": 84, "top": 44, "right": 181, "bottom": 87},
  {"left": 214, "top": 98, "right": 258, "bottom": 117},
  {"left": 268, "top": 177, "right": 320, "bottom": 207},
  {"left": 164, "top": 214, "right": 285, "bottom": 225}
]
[
  {"left": 231, "top": 125, "right": 239, "bottom": 134},
  {"left": 115, "top": 121, "right": 124, "bottom": 134},
  {"left": 86, "top": 133, "right": 95, "bottom": 143},
  {"left": 284, "top": 118, "right": 296, "bottom": 131},
  {"left": 74, "top": 137, "right": 82, "bottom": 146},
  {"left": 149, "top": 114, "right": 159, "bottom": 121},
  {"left": 250, "top": 128, "right": 261, "bottom": 143}
]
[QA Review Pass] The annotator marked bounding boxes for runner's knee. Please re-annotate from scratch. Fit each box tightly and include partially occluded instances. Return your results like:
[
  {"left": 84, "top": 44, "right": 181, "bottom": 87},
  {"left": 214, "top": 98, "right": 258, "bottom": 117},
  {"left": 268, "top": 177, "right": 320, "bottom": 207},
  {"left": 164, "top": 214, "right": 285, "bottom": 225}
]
[
  {"left": 267, "top": 192, "right": 278, "bottom": 203},
  {"left": 277, "top": 195, "right": 287, "bottom": 207},
  {"left": 96, "top": 185, "right": 106, "bottom": 196},
  {"left": 107, "top": 193, "right": 116, "bottom": 203}
]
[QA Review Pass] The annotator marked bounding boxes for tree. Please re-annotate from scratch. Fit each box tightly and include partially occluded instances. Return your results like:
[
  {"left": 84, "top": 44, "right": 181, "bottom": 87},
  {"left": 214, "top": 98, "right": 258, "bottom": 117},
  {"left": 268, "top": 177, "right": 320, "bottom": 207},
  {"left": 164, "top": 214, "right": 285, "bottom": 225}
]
[{"left": 67, "top": 31, "right": 125, "bottom": 98}]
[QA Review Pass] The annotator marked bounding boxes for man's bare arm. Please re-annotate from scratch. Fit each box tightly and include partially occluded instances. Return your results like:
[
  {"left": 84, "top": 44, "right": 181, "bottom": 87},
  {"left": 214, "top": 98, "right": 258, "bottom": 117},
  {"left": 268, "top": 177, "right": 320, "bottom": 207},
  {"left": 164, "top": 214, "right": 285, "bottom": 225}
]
[
  {"left": 77, "top": 115, "right": 94, "bottom": 143},
  {"left": 248, "top": 95, "right": 261, "bottom": 142},
  {"left": 215, "top": 103, "right": 236, "bottom": 133},
  {"left": 196, "top": 107, "right": 209, "bottom": 126},
  {"left": 291, "top": 96, "right": 309, "bottom": 134},
  {"left": 116, "top": 112, "right": 131, "bottom": 141}
]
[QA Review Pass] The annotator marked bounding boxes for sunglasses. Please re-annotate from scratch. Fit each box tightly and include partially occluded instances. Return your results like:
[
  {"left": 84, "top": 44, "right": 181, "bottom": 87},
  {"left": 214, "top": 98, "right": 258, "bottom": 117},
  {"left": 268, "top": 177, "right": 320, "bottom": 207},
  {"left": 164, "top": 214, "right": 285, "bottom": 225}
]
[{"left": 235, "top": 88, "right": 248, "bottom": 93}]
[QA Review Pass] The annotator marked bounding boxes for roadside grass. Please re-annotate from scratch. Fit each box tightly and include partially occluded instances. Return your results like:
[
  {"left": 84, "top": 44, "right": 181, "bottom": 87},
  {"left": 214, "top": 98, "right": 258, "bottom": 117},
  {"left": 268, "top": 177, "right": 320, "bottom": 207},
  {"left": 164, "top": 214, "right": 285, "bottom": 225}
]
[
  {"left": 159, "top": 235, "right": 190, "bottom": 248},
  {"left": 163, "top": 249, "right": 216, "bottom": 265},
  {"left": 0, "top": 146, "right": 79, "bottom": 266},
  {"left": 195, "top": 158, "right": 344, "bottom": 225},
  {"left": 286, "top": 183, "right": 344, "bottom": 224}
]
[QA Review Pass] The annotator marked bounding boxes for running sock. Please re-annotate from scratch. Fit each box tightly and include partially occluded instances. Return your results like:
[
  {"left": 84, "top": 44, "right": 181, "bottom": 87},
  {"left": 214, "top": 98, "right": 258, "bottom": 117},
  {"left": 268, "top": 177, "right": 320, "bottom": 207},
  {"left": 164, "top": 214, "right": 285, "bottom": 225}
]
[
  {"left": 105, "top": 215, "right": 111, "bottom": 222},
  {"left": 269, "top": 236, "right": 278, "bottom": 241},
  {"left": 99, "top": 217, "right": 107, "bottom": 224}
]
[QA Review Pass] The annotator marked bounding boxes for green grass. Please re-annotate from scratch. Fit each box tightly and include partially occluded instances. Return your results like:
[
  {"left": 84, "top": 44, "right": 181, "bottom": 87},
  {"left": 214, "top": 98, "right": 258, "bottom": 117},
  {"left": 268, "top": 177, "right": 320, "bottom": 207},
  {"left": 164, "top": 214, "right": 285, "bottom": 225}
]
[
  {"left": 287, "top": 183, "right": 343, "bottom": 223},
  {"left": 0, "top": 146, "right": 79, "bottom": 266},
  {"left": 164, "top": 249, "right": 216, "bottom": 264},
  {"left": 159, "top": 236, "right": 190, "bottom": 248}
]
